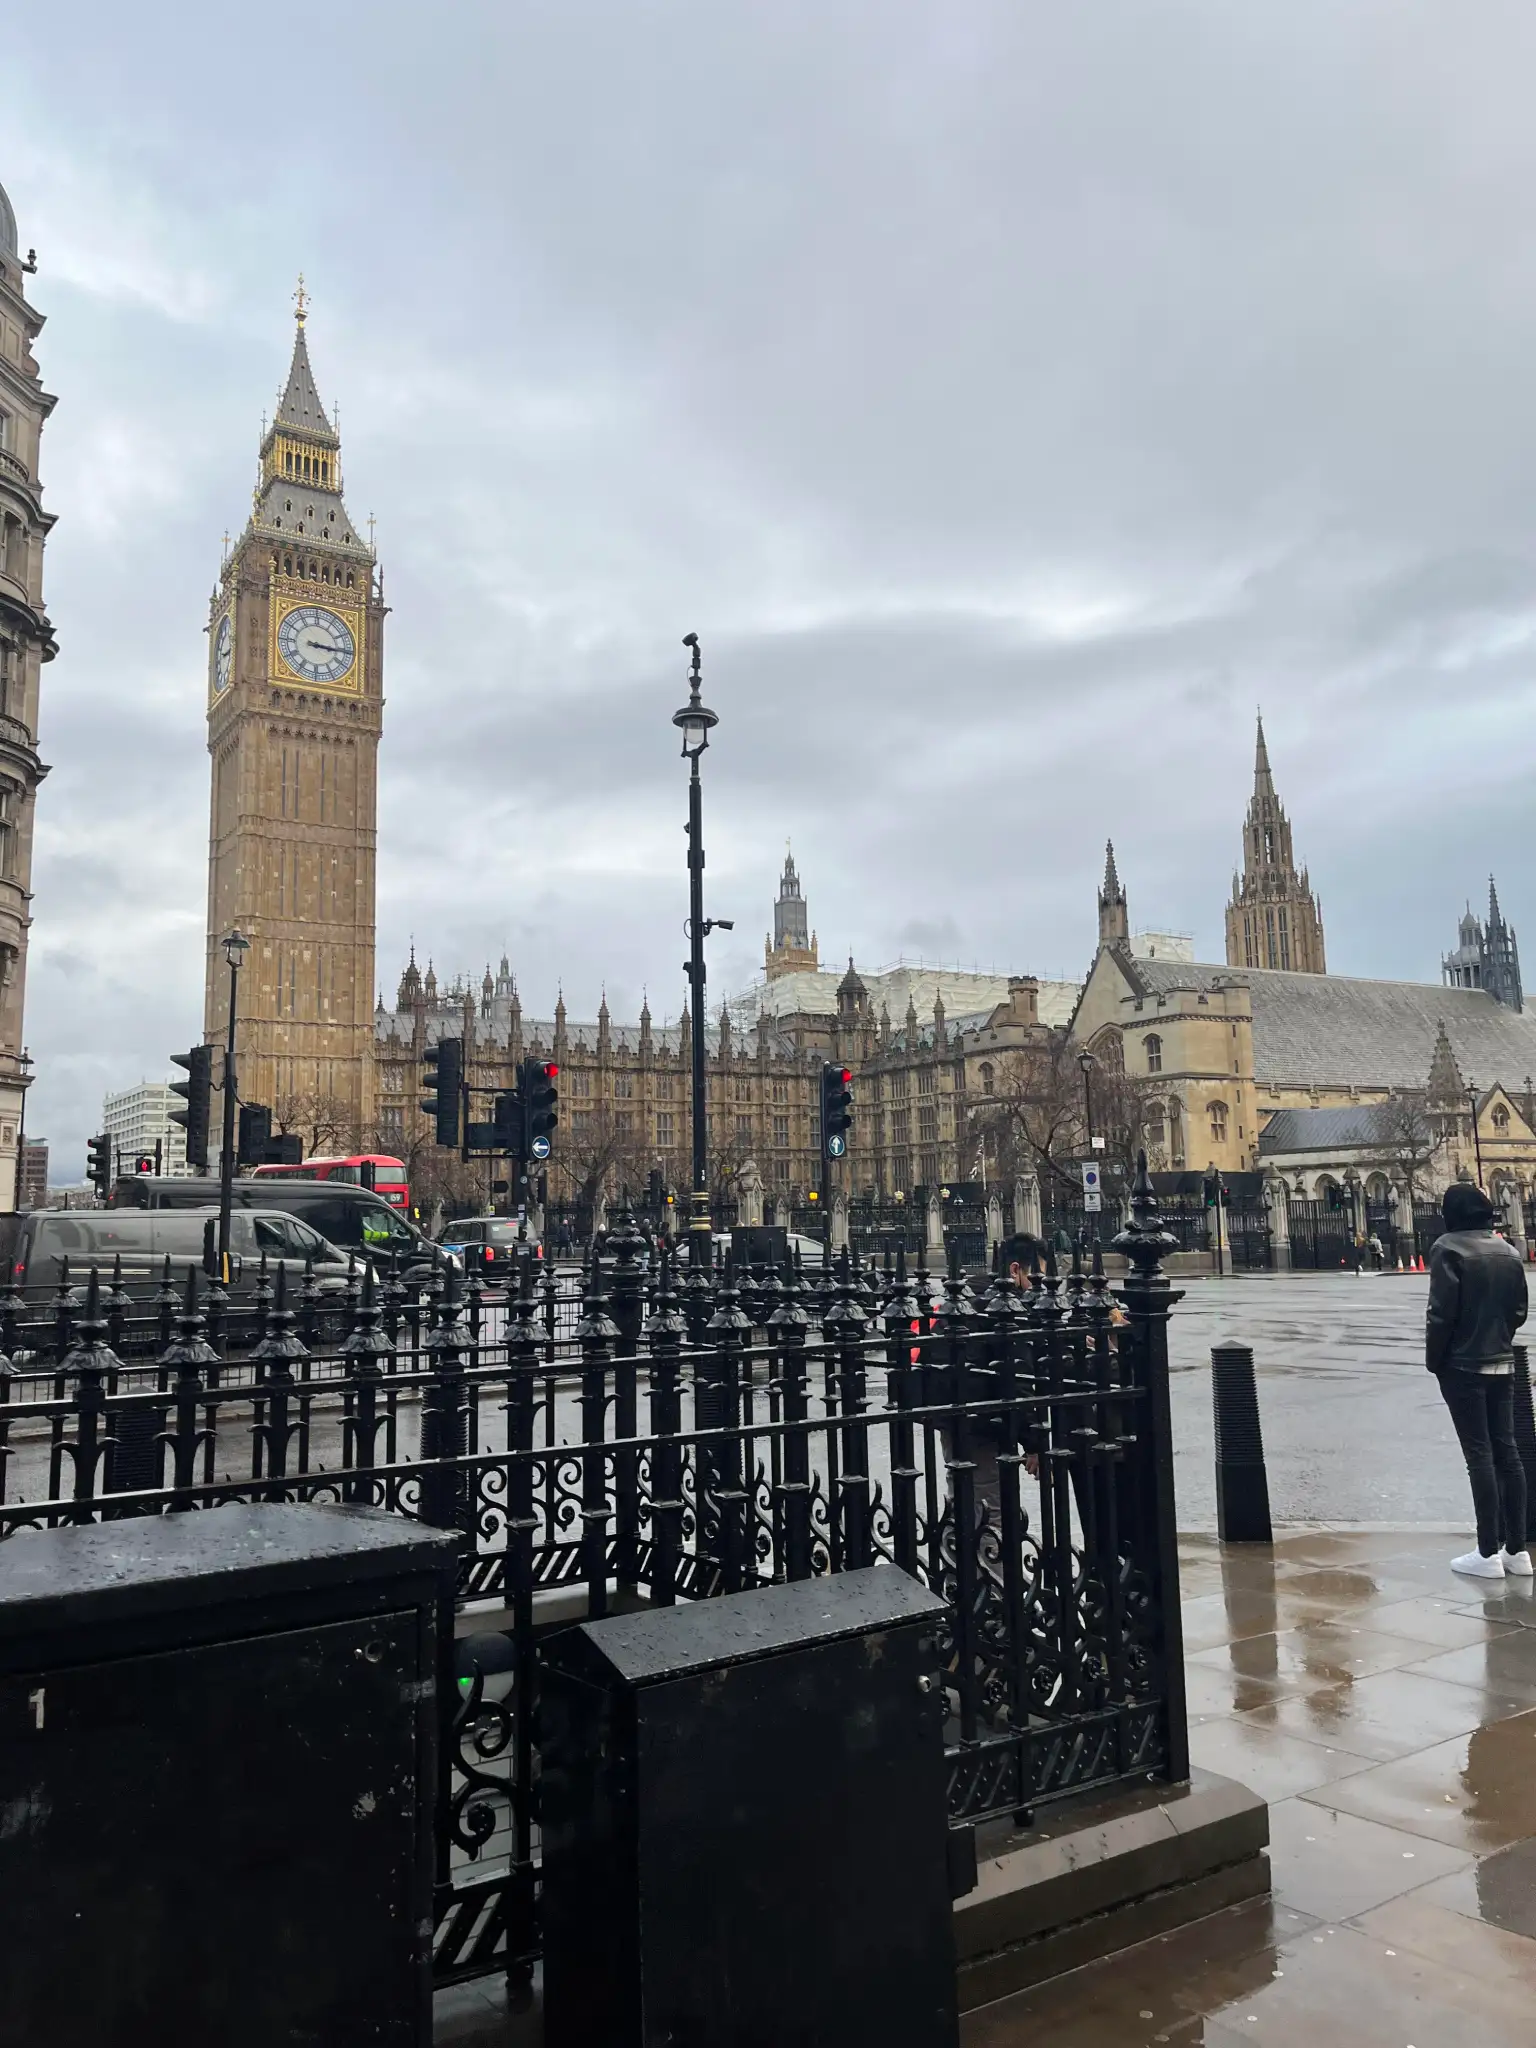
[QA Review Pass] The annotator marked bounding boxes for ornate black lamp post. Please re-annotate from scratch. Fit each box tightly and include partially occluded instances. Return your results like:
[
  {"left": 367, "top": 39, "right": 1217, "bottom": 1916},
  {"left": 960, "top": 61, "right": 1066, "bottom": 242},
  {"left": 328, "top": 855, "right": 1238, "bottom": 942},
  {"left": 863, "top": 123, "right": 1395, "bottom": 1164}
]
[
  {"left": 1078, "top": 1048, "right": 1097, "bottom": 1147},
  {"left": 1467, "top": 1081, "right": 1486, "bottom": 1187},
  {"left": 217, "top": 928, "right": 250, "bottom": 1277},
  {"left": 672, "top": 636, "right": 730, "bottom": 1269}
]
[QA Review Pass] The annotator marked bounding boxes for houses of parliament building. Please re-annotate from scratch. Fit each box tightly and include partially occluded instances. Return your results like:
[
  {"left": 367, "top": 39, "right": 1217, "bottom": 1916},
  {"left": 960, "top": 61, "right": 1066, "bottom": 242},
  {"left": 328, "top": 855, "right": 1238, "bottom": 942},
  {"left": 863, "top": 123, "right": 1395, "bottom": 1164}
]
[{"left": 203, "top": 310, "right": 1536, "bottom": 1217}]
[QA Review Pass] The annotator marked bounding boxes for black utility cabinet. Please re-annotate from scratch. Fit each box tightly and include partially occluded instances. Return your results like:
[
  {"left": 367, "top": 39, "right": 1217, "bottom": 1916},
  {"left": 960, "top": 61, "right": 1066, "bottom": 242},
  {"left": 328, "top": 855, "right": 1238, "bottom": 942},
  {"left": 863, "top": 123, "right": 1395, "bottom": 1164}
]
[
  {"left": 0, "top": 1504, "right": 459, "bottom": 2048},
  {"left": 540, "top": 1565, "right": 959, "bottom": 2048}
]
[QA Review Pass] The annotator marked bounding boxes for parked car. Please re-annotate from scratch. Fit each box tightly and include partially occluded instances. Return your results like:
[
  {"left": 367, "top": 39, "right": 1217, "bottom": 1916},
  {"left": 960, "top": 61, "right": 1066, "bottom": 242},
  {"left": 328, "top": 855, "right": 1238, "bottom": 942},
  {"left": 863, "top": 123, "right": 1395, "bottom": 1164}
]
[
  {"left": 436, "top": 1217, "right": 539, "bottom": 1274},
  {"left": 109, "top": 1176, "right": 455, "bottom": 1281},
  {"left": 0, "top": 1206, "right": 353, "bottom": 1301},
  {"left": 713, "top": 1229, "right": 832, "bottom": 1271}
]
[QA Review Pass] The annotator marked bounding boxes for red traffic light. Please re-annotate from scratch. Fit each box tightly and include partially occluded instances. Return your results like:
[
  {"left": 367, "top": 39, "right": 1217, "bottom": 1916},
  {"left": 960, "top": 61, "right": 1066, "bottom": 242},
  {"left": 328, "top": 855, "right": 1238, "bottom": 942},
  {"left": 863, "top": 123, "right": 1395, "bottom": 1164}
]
[
  {"left": 544, "top": 1062, "right": 559, "bottom": 1078},
  {"left": 838, "top": 1068, "right": 851, "bottom": 1084}
]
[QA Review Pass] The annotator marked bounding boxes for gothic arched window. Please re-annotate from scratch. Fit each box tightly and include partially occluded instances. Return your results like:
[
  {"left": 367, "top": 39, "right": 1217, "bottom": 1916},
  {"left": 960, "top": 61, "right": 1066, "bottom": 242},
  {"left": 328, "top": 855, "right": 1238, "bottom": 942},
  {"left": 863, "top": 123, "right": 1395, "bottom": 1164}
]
[
  {"left": 1208, "top": 1100, "right": 1229, "bottom": 1143},
  {"left": 1144, "top": 1034, "right": 1163, "bottom": 1073},
  {"left": 1494, "top": 1104, "right": 1511, "bottom": 1132},
  {"left": 979, "top": 1062, "right": 994, "bottom": 1095}
]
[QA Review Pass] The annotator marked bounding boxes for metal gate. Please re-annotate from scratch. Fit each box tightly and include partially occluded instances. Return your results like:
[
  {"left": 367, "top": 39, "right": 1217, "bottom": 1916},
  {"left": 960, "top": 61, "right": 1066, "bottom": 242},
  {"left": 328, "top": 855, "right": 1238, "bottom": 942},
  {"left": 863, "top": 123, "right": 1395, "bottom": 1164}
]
[
  {"left": 1287, "top": 1199, "right": 1356, "bottom": 1270},
  {"left": 1224, "top": 1200, "right": 1273, "bottom": 1271}
]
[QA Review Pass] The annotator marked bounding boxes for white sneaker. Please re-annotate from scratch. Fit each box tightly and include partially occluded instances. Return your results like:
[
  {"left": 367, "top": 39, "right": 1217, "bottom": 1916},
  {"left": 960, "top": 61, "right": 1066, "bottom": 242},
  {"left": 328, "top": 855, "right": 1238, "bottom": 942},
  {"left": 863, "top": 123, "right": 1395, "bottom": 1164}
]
[
  {"left": 1501, "top": 1548, "right": 1535, "bottom": 1578},
  {"left": 1452, "top": 1549, "right": 1506, "bottom": 1579}
]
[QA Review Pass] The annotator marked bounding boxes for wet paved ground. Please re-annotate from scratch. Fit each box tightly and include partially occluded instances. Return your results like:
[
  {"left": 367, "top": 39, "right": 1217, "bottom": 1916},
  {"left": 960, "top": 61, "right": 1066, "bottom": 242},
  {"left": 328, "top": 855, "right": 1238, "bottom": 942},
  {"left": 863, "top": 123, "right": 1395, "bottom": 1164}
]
[
  {"left": 1169, "top": 1271, "right": 1466, "bottom": 1528},
  {"left": 436, "top": 1525, "right": 1536, "bottom": 2047},
  {"left": 963, "top": 1526, "right": 1536, "bottom": 2046}
]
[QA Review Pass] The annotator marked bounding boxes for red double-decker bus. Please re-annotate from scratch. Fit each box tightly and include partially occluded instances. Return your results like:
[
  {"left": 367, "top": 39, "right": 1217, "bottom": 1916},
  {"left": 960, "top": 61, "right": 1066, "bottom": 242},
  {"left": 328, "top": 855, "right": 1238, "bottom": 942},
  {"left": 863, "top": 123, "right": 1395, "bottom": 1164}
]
[{"left": 249, "top": 1152, "right": 410, "bottom": 1212}]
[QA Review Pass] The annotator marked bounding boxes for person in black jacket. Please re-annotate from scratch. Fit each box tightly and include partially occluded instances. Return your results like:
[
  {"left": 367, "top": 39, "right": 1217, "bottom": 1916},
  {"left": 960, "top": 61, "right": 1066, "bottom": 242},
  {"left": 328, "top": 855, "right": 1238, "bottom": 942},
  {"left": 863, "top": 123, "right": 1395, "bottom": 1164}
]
[{"left": 1427, "top": 1181, "right": 1530, "bottom": 1579}]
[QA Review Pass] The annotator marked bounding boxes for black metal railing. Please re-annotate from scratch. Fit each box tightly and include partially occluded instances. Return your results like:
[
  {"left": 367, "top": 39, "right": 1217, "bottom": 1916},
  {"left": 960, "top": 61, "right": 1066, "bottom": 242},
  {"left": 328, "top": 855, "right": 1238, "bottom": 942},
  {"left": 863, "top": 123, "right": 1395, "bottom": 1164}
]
[{"left": 0, "top": 1163, "right": 1188, "bottom": 1988}]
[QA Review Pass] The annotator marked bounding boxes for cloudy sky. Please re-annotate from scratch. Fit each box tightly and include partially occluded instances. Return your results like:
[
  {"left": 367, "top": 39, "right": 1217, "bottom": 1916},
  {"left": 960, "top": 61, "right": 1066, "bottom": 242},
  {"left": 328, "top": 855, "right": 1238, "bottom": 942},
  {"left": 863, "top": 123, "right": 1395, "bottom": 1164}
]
[{"left": 9, "top": 2, "right": 1536, "bottom": 1174}]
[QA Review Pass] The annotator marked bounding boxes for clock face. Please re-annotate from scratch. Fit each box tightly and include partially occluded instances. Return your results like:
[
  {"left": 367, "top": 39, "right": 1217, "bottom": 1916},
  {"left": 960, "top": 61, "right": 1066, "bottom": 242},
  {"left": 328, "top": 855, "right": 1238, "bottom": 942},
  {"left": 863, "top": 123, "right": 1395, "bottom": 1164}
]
[
  {"left": 277, "top": 604, "right": 356, "bottom": 686},
  {"left": 213, "top": 614, "right": 232, "bottom": 693}
]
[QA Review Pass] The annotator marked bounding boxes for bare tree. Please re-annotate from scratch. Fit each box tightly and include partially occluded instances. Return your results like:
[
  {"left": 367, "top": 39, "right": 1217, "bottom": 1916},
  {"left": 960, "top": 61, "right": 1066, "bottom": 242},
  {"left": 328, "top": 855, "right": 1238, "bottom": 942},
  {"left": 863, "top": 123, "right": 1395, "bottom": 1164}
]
[
  {"left": 1374, "top": 1091, "right": 1445, "bottom": 1207},
  {"left": 971, "top": 1032, "right": 1157, "bottom": 1209},
  {"left": 399, "top": 1135, "right": 489, "bottom": 1222},
  {"left": 272, "top": 1084, "right": 355, "bottom": 1157},
  {"left": 556, "top": 1107, "right": 653, "bottom": 1217}
]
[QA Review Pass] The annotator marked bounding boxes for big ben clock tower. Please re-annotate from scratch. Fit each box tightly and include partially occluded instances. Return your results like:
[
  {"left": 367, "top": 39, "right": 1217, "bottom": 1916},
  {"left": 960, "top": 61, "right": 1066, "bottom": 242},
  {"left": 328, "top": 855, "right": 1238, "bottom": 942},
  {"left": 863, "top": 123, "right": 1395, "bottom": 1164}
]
[{"left": 204, "top": 286, "right": 384, "bottom": 1139}]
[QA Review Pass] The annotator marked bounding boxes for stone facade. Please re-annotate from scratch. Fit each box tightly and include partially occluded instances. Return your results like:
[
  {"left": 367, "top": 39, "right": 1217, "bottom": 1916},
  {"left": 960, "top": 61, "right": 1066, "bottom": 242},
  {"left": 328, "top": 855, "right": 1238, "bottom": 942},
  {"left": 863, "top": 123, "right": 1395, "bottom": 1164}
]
[
  {"left": 204, "top": 298, "right": 381, "bottom": 1143},
  {"left": 0, "top": 181, "right": 53, "bottom": 1211},
  {"left": 1224, "top": 715, "right": 1326, "bottom": 975},
  {"left": 374, "top": 958, "right": 826, "bottom": 1203},
  {"left": 1074, "top": 846, "right": 1536, "bottom": 1207},
  {"left": 377, "top": 859, "right": 1069, "bottom": 1205}
]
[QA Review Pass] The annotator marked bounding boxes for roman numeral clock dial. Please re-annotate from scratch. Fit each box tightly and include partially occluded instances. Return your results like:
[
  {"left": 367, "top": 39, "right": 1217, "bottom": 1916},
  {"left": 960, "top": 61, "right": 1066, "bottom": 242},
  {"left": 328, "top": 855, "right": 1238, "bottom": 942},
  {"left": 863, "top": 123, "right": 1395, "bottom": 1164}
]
[{"left": 276, "top": 604, "right": 357, "bottom": 686}]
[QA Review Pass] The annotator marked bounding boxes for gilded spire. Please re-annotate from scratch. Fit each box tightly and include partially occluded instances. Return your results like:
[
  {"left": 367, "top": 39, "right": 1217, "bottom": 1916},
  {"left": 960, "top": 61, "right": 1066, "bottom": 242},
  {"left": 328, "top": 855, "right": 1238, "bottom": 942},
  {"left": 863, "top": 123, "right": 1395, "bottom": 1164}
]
[{"left": 275, "top": 315, "right": 334, "bottom": 441}]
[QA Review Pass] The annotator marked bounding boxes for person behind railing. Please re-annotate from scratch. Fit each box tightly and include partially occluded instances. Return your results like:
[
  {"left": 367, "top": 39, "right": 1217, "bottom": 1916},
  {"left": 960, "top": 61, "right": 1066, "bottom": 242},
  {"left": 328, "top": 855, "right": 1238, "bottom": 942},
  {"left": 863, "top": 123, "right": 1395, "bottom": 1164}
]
[{"left": 986, "top": 1231, "right": 1127, "bottom": 1557}]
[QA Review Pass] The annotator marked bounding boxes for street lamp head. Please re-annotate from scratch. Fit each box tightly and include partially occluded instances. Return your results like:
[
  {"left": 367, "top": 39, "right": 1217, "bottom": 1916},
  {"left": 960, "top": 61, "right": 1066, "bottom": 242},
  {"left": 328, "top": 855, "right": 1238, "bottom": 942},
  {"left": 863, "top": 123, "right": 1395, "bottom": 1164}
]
[
  {"left": 673, "top": 631, "right": 718, "bottom": 758},
  {"left": 1078, "top": 1049, "right": 1096, "bottom": 1075},
  {"left": 222, "top": 929, "right": 251, "bottom": 971}
]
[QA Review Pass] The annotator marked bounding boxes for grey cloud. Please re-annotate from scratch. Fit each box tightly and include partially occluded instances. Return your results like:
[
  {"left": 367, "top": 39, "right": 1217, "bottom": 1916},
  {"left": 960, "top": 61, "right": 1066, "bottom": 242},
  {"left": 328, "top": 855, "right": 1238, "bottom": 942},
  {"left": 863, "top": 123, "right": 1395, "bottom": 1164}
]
[{"left": 6, "top": 0, "right": 1536, "bottom": 1172}]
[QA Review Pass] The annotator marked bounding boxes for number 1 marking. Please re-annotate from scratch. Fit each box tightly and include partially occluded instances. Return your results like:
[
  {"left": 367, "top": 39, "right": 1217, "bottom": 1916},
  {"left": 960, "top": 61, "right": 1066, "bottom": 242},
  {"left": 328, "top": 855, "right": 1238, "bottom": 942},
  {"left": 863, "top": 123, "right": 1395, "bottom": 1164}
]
[{"left": 27, "top": 1687, "right": 44, "bottom": 1730}]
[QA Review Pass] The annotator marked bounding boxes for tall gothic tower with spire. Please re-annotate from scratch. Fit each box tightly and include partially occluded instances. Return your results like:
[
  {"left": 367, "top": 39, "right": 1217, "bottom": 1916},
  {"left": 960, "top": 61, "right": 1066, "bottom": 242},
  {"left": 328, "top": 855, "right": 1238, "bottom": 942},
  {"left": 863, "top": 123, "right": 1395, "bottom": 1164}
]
[
  {"left": 765, "top": 846, "right": 819, "bottom": 980},
  {"left": 1097, "top": 840, "right": 1129, "bottom": 949},
  {"left": 204, "top": 288, "right": 384, "bottom": 1138},
  {"left": 1224, "top": 716, "right": 1326, "bottom": 975}
]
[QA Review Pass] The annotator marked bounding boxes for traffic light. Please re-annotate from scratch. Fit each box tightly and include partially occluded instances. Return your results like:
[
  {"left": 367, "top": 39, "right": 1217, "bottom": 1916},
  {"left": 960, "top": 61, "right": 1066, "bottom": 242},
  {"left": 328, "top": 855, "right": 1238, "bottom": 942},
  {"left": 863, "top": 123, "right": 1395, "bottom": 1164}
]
[
  {"left": 169, "top": 1045, "right": 213, "bottom": 1172},
  {"left": 133, "top": 1154, "right": 155, "bottom": 1176},
  {"left": 521, "top": 1058, "right": 559, "bottom": 1162},
  {"left": 421, "top": 1034, "right": 463, "bottom": 1148},
  {"left": 492, "top": 1089, "right": 521, "bottom": 1151},
  {"left": 87, "top": 1134, "right": 112, "bottom": 1201},
  {"left": 1202, "top": 1175, "right": 1218, "bottom": 1210},
  {"left": 237, "top": 1103, "right": 273, "bottom": 1167},
  {"left": 820, "top": 1063, "right": 854, "bottom": 1161}
]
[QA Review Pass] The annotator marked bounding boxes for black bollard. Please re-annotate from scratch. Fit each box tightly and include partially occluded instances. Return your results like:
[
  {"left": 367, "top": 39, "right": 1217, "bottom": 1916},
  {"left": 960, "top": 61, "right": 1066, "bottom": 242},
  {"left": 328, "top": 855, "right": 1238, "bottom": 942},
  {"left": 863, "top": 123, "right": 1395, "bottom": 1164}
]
[{"left": 1211, "top": 1341, "right": 1273, "bottom": 1543}]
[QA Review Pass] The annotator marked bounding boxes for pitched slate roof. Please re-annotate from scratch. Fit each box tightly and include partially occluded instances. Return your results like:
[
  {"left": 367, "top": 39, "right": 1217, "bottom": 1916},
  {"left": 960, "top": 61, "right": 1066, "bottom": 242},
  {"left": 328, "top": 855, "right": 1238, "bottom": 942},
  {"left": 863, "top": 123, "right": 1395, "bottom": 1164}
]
[
  {"left": 1124, "top": 958, "right": 1536, "bottom": 1092},
  {"left": 1258, "top": 1104, "right": 1414, "bottom": 1154}
]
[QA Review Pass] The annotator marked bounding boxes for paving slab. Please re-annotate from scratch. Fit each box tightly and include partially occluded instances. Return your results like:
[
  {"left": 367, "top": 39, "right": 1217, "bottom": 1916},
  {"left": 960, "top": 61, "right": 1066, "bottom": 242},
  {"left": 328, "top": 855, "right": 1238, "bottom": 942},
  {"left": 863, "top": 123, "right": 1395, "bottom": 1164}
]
[
  {"left": 1187, "top": 1714, "right": 1376, "bottom": 1801},
  {"left": 1233, "top": 1666, "right": 1534, "bottom": 1764},
  {"left": 1300, "top": 1709, "right": 1536, "bottom": 1854},
  {"left": 1264, "top": 1795, "right": 1473, "bottom": 1921},
  {"left": 1187, "top": 1619, "right": 1445, "bottom": 1690}
]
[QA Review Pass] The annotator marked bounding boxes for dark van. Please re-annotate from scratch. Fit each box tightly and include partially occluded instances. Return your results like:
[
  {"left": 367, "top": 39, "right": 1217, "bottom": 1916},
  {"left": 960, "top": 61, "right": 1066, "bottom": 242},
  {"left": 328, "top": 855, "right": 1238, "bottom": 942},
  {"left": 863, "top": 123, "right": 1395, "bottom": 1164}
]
[
  {"left": 0, "top": 1207, "right": 353, "bottom": 1300},
  {"left": 109, "top": 1177, "right": 451, "bottom": 1281}
]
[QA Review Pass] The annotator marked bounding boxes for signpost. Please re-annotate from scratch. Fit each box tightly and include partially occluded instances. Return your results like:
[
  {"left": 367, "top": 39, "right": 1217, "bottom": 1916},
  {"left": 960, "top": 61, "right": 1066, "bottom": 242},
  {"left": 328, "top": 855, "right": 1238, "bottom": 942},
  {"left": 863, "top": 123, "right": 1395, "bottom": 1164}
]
[{"left": 1081, "top": 1161, "right": 1103, "bottom": 1214}]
